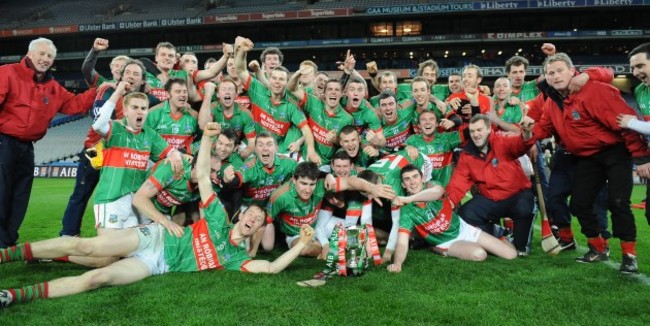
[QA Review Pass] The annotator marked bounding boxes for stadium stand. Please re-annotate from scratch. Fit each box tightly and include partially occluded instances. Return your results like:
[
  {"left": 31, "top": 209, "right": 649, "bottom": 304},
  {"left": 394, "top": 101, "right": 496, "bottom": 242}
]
[
  {"left": 33, "top": 116, "right": 92, "bottom": 164},
  {"left": 19, "top": 1, "right": 122, "bottom": 28},
  {"left": 108, "top": 0, "right": 203, "bottom": 22}
]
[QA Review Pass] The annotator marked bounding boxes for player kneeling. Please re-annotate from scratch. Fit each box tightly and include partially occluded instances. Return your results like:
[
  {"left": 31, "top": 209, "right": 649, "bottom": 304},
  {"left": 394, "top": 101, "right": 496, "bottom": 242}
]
[
  {"left": 387, "top": 165, "right": 517, "bottom": 273},
  {"left": 0, "top": 123, "right": 314, "bottom": 309}
]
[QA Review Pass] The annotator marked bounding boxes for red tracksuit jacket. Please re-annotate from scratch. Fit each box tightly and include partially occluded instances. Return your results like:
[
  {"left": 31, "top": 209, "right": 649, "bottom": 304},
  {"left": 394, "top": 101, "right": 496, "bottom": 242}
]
[
  {"left": 0, "top": 57, "right": 96, "bottom": 142},
  {"left": 446, "top": 132, "right": 531, "bottom": 207}
]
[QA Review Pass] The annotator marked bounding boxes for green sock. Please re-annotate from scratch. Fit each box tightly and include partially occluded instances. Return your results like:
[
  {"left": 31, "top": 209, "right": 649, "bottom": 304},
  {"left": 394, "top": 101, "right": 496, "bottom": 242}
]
[
  {"left": 0, "top": 243, "right": 32, "bottom": 263},
  {"left": 9, "top": 282, "right": 49, "bottom": 303}
]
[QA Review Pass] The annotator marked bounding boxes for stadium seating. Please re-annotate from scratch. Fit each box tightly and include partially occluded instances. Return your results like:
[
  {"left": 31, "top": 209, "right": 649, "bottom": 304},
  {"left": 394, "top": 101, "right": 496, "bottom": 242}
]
[
  {"left": 108, "top": 0, "right": 203, "bottom": 22},
  {"left": 3, "top": 0, "right": 452, "bottom": 29},
  {"left": 34, "top": 116, "right": 92, "bottom": 164},
  {"left": 18, "top": 1, "right": 121, "bottom": 28}
]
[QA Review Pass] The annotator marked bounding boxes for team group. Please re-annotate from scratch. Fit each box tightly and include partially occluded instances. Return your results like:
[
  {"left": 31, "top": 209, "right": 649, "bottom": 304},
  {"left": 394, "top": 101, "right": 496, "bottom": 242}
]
[{"left": 1, "top": 34, "right": 650, "bottom": 307}]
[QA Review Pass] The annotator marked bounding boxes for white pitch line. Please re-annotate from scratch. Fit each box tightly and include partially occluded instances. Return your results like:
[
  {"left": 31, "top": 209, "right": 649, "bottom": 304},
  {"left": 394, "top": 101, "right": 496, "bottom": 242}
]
[{"left": 533, "top": 225, "right": 650, "bottom": 286}]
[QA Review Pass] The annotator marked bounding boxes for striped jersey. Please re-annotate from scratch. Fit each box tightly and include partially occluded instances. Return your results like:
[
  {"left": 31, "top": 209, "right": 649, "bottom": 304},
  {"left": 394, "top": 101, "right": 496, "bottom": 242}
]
[
  {"left": 145, "top": 101, "right": 198, "bottom": 153},
  {"left": 210, "top": 102, "right": 256, "bottom": 143},
  {"left": 399, "top": 197, "right": 460, "bottom": 246},
  {"left": 234, "top": 154, "right": 297, "bottom": 206},
  {"left": 300, "top": 93, "right": 354, "bottom": 165},
  {"left": 164, "top": 194, "right": 252, "bottom": 272},
  {"left": 267, "top": 179, "right": 327, "bottom": 236},
  {"left": 145, "top": 69, "right": 188, "bottom": 102},
  {"left": 243, "top": 75, "right": 307, "bottom": 153},
  {"left": 405, "top": 132, "right": 462, "bottom": 187},
  {"left": 146, "top": 159, "right": 195, "bottom": 215},
  {"left": 94, "top": 121, "right": 172, "bottom": 204}
]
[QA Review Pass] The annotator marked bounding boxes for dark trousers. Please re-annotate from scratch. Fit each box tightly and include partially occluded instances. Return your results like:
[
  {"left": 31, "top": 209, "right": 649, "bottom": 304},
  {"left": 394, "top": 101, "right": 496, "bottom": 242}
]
[
  {"left": 60, "top": 148, "right": 100, "bottom": 236},
  {"left": 459, "top": 190, "right": 535, "bottom": 252},
  {"left": 547, "top": 149, "right": 609, "bottom": 237},
  {"left": 0, "top": 134, "right": 35, "bottom": 248},
  {"left": 570, "top": 144, "right": 635, "bottom": 241}
]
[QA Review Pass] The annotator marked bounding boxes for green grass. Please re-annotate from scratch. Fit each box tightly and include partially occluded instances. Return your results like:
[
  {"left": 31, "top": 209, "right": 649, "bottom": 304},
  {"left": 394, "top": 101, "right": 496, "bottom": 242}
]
[{"left": 2, "top": 178, "right": 650, "bottom": 325}]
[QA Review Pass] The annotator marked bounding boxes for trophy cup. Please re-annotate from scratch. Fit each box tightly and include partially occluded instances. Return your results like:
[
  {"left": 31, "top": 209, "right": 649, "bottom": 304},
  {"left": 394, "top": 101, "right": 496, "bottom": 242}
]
[{"left": 345, "top": 226, "right": 367, "bottom": 276}]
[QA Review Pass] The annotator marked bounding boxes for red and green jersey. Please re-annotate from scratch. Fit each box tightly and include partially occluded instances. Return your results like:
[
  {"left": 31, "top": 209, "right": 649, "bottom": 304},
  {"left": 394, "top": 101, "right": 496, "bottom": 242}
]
[
  {"left": 381, "top": 103, "right": 415, "bottom": 150},
  {"left": 408, "top": 102, "right": 453, "bottom": 134},
  {"left": 235, "top": 93, "right": 251, "bottom": 112},
  {"left": 396, "top": 83, "right": 450, "bottom": 104},
  {"left": 145, "top": 69, "right": 189, "bottom": 102},
  {"left": 243, "top": 75, "right": 307, "bottom": 153},
  {"left": 367, "top": 151, "right": 432, "bottom": 197},
  {"left": 399, "top": 197, "right": 460, "bottom": 246},
  {"left": 635, "top": 83, "right": 650, "bottom": 120},
  {"left": 195, "top": 76, "right": 219, "bottom": 103},
  {"left": 405, "top": 132, "right": 462, "bottom": 186},
  {"left": 164, "top": 194, "right": 252, "bottom": 272},
  {"left": 84, "top": 87, "right": 160, "bottom": 148},
  {"left": 300, "top": 93, "right": 354, "bottom": 165},
  {"left": 493, "top": 99, "right": 523, "bottom": 127},
  {"left": 145, "top": 101, "right": 198, "bottom": 153},
  {"left": 234, "top": 154, "right": 297, "bottom": 206},
  {"left": 341, "top": 97, "right": 383, "bottom": 136},
  {"left": 146, "top": 159, "right": 195, "bottom": 215},
  {"left": 370, "top": 88, "right": 410, "bottom": 108},
  {"left": 210, "top": 102, "right": 256, "bottom": 143},
  {"left": 432, "top": 84, "right": 451, "bottom": 103},
  {"left": 267, "top": 179, "right": 327, "bottom": 236},
  {"left": 512, "top": 80, "right": 540, "bottom": 102},
  {"left": 212, "top": 154, "right": 244, "bottom": 193},
  {"left": 95, "top": 121, "right": 172, "bottom": 204}
]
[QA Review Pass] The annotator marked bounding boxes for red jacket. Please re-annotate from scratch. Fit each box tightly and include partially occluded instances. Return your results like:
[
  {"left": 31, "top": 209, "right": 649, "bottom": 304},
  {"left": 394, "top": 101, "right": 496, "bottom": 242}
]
[
  {"left": 0, "top": 57, "right": 96, "bottom": 142},
  {"left": 525, "top": 67, "right": 614, "bottom": 121},
  {"left": 526, "top": 80, "right": 648, "bottom": 158},
  {"left": 446, "top": 91, "right": 492, "bottom": 113},
  {"left": 446, "top": 132, "right": 531, "bottom": 206}
]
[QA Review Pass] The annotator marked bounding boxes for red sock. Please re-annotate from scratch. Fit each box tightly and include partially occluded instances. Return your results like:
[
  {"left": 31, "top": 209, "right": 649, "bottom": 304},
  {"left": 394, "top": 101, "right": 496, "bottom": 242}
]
[
  {"left": 621, "top": 241, "right": 636, "bottom": 256},
  {"left": 587, "top": 236, "right": 606, "bottom": 253},
  {"left": 558, "top": 227, "right": 574, "bottom": 242},
  {"left": 53, "top": 256, "right": 70, "bottom": 262}
]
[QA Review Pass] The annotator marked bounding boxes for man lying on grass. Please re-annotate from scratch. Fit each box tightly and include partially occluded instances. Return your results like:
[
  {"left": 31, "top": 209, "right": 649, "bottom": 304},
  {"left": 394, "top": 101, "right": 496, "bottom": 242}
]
[
  {"left": 0, "top": 123, "right": 315, "bottom": 309},
  {"left": 387, "top": 165, "right": 517, "bottom": 273}
]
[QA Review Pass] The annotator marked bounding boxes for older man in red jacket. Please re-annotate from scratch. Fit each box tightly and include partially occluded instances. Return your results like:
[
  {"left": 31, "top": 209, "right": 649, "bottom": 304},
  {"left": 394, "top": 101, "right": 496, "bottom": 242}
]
[
  {"left": 446, "top": 114, "right": 534, "bottom": 256},
  {"left": 0, "top": 37, "right": 97, "bottom": 248},
  {"left": 521, "top": 52, "right": 650, "bottom": 274}
]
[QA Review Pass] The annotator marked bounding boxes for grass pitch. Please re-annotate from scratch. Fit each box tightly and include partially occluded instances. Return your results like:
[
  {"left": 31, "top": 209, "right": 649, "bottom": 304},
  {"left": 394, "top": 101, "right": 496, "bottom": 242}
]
[{"left": 1, "top": 178, "right": 650, "bottom": 325}]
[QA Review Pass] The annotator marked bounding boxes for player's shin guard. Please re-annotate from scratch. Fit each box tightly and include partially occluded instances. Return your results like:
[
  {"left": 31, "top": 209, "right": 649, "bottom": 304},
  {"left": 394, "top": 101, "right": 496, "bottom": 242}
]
[{"left": 0, "top": 243, "right": 32, "bottom": 263}]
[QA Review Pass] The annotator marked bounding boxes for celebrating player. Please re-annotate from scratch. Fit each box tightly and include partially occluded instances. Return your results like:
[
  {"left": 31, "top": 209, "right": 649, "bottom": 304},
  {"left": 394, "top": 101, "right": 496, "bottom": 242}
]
[{"left": 0, "top": 123, "right": 315, "bottom": 309}]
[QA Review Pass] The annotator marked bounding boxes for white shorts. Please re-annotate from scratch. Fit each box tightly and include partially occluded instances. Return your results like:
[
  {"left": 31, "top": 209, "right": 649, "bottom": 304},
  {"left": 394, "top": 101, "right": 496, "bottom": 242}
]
[
  {"left": 286, "top": 234, "right": 301, "bottom": 248},
  {"left": 435, "top": 219, "right": 482, "bottom": 250},
  {"left": 128, "top": 223, "right": 169, "bottom": 275},
  {"left": 139, "top": 214, "right": 171, "bottom": 226},
  {"left": 94, "top": 194, "right": 139, "bottom": 229}
]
